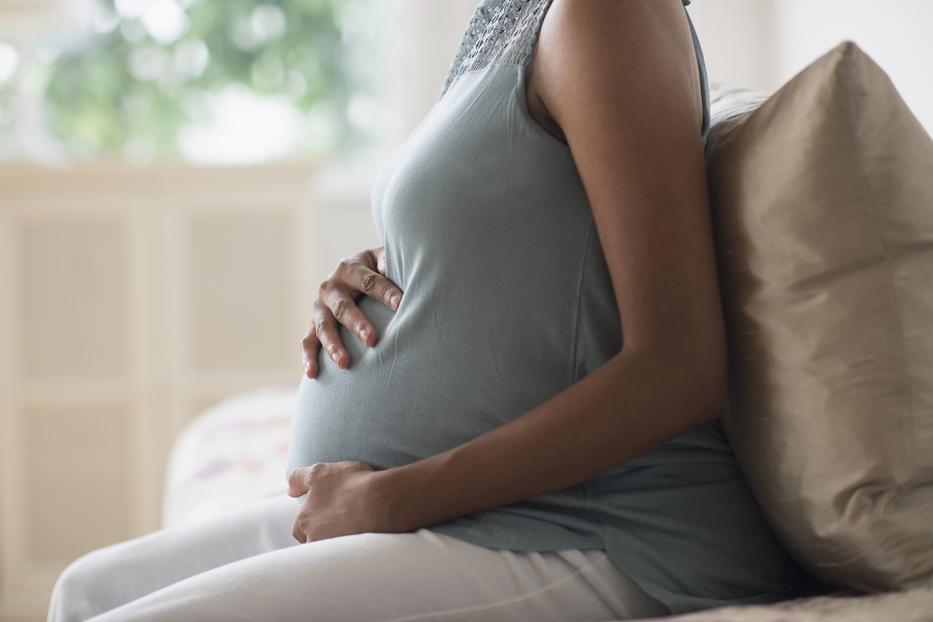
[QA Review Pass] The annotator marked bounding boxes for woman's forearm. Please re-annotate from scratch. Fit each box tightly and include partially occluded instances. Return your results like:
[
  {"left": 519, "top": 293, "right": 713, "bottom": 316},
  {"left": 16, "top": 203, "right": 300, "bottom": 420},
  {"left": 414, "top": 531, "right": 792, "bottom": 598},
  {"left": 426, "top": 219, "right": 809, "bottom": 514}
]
[{"left": 378, "top": 346, "right": 726, "bottom": 532}]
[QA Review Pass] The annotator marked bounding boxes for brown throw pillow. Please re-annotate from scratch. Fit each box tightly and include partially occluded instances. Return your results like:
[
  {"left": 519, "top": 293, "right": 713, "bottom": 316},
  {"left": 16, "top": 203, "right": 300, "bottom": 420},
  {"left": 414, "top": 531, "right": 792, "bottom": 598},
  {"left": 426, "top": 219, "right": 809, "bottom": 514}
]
[{"left": 705, "top": 41, "right": 933, "bottom": 592}]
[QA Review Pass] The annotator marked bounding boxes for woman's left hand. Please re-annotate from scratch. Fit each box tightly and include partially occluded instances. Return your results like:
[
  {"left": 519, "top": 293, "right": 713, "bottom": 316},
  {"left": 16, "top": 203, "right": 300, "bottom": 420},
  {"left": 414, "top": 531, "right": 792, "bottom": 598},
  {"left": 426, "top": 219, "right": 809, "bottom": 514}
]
[{"left": 287, "top": 461, "right": 404, "bottom": 543}]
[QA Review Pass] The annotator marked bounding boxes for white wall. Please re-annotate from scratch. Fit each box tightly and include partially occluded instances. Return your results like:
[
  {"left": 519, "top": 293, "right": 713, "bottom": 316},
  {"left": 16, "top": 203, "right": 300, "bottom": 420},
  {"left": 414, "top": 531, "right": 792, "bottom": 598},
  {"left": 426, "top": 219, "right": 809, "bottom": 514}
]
[
  {"left": 685, "top": 0, "right": 778, "bottom": 93},
  {"left": 773, "top": 0, "right": 933, "bottom": 133},
  {"left": 687, "top": 0, "right": 933, "bottom": 133}
]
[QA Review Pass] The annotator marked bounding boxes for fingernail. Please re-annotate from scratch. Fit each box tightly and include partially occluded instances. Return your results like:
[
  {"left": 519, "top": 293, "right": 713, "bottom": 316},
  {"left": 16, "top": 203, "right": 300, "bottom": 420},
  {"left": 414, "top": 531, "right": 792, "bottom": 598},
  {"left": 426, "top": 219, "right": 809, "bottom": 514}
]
[
  {"left": 360, "top": 328, "right": 370, "bottom": 342},
  {"left": 391, "top": 294, "right": 401, "bottom": 309}
]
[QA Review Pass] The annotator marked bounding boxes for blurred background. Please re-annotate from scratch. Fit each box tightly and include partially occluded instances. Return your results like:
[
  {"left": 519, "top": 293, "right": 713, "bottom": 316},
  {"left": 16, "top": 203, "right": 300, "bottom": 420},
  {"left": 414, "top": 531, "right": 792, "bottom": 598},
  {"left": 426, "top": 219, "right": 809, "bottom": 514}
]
[{"left": 0, "top": 1, "right": 931, "bottom": 619}]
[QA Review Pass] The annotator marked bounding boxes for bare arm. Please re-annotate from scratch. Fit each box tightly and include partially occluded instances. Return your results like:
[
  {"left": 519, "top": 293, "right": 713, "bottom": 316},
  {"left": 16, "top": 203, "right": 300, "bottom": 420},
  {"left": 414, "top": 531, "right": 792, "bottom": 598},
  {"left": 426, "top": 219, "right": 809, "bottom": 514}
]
[{"left": 376, "top": 0, "right": 728, "bottom": 530}]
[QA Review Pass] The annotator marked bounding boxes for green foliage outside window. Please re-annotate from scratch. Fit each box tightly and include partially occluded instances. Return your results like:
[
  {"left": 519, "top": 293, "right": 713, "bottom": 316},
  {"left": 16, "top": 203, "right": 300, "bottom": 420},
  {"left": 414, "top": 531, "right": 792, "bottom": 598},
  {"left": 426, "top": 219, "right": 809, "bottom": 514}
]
[{"left": 39, "top": 0, "right": 383, "bottom": 162}]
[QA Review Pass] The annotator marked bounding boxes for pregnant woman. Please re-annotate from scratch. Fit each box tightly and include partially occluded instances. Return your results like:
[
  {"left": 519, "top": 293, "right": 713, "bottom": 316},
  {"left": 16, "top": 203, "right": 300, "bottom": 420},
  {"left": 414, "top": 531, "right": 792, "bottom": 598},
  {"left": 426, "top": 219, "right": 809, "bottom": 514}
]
[{"left": 49, "top": 1, "right": 793, "bottom": 620}]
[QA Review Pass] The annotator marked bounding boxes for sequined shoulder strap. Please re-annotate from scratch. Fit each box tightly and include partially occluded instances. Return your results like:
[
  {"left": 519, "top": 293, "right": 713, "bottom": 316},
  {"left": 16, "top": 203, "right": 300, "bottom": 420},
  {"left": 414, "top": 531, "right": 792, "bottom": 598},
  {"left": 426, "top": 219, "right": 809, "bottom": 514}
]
[
  {"left": 439, "top": 0, "right": 551, "bottom": 99},
  {"left": 439, "top": 0, "right": 709, "bottom": 137}
]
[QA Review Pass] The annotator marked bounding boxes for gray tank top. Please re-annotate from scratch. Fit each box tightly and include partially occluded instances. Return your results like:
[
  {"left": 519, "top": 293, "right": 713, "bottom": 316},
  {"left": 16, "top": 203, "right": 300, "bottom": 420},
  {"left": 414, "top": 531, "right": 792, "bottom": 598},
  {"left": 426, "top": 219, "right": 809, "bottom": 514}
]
[{"left": 287, "top": 0, "right": 790, "bottom": 614}]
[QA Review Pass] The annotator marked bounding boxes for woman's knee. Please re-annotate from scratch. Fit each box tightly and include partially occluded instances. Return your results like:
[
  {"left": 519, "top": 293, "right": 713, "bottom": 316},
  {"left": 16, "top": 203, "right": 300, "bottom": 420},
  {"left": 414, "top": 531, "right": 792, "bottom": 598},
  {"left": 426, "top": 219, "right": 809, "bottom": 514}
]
[{"left": 48, "top": 547, "right": 123, "bottom": 622}]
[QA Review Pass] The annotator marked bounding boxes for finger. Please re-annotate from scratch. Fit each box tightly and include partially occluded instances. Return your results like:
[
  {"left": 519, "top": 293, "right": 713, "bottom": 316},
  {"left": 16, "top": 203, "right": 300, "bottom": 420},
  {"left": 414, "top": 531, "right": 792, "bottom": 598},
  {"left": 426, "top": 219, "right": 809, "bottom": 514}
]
[
  {"left": 301, "top": 330, "right": 320, "bottom": 379},
  {"left": 313, "top": 300, "right": 350, "bottom": 368},
  {"left": 354, "top": 264, "right": 403, "bottom": 312},
  {"left": 292, "top": 518, "right": 306, "bottom": 544},
  {"left": 287, "top": 468, "right": 310, "bottom": 497},
  {"left": 373, "top": 246, "right": 387, "bottom": 275},
  {"left": 323, "top": 290, "right": 376, "bottom": 348}
]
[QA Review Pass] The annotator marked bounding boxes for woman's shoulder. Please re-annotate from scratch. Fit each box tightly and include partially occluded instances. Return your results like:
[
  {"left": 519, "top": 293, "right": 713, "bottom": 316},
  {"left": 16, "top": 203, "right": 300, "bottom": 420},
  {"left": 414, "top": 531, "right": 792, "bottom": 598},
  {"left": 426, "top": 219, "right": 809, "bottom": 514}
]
[{"left": 531, "top": 0, "right": 706, "bottom": 140}]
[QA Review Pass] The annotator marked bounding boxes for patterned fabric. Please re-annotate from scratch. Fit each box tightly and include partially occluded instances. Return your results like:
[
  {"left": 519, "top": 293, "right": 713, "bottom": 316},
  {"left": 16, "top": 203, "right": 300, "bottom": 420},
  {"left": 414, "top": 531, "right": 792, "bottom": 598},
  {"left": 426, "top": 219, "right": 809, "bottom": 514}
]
[{"left": 161, "top": 385, "right": 295, "bottom": 528}]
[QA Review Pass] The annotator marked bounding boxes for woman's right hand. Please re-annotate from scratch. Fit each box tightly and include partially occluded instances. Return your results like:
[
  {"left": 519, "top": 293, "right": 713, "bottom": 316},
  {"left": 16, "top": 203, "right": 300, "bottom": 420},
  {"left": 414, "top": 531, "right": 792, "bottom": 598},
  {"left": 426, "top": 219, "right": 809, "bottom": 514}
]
[{"left": 302, "top": 247, "right": 403, "bottom": 379}]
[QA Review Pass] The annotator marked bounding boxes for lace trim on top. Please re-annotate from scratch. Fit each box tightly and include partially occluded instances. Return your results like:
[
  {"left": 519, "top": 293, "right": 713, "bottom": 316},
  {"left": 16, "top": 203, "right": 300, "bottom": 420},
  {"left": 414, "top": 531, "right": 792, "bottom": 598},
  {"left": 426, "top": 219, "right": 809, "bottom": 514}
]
[
  {"left": 439, "top": 0, "right": 550, "bottom": 99},
  {"left": 439, "top": 0, "right": 708, "bottom": 135},
  {"left": 439, "top": 0, "right": 697, "bottom": 101}
]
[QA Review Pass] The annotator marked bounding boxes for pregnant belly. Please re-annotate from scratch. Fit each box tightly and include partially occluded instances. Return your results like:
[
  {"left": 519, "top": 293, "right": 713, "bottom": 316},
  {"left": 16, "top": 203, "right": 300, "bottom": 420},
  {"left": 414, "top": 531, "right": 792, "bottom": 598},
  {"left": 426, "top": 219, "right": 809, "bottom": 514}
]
[
  {"left": 286, "top": 295, "right": 498, "bottom": 475},
  {"left": 285, "top": 292, "right": 575, "bottom": 477}
]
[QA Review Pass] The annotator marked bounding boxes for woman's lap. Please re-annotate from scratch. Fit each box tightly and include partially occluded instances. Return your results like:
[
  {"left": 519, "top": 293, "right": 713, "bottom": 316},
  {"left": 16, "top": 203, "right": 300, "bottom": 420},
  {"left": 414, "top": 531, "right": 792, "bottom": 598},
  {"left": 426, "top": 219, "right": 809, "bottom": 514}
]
[
  {"left": 48, "top": 494, "right": 298, "bottom": 621},
  {"left": 48, "top": 494, "right": 669, "bottom": 622}
]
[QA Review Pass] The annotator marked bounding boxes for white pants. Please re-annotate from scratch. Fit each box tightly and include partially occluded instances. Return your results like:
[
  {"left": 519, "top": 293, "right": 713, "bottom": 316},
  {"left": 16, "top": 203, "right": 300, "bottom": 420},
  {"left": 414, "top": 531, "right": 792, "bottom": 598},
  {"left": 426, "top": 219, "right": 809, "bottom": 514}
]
[{"left": 48, "top": 494, "right": 670, "bottom": 622}]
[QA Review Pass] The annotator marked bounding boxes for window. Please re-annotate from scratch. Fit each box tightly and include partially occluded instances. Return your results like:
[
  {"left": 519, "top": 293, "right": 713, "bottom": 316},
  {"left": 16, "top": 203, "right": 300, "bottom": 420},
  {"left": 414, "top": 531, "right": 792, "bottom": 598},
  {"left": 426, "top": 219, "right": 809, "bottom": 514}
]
[{"left": 1, "top": 0, "right": 392, "bottom": 164}]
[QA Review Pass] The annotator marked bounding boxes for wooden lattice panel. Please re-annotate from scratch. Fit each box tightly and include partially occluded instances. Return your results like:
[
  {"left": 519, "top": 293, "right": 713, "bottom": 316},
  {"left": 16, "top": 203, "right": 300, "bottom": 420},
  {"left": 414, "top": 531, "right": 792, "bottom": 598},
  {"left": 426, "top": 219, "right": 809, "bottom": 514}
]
[
  {"left": 23, "top": 403, "right": 135, "bottom": 564},
  {"left": 186, "top": 211, "right": 297, "bottom": 375},
  {"left": 19, "top": 219, "right": 129, "bottom": 381}
]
